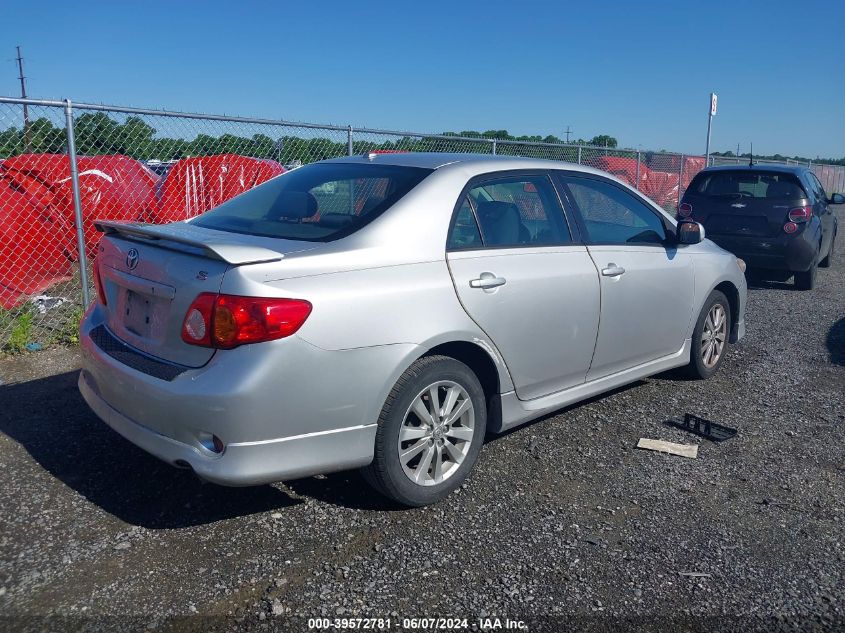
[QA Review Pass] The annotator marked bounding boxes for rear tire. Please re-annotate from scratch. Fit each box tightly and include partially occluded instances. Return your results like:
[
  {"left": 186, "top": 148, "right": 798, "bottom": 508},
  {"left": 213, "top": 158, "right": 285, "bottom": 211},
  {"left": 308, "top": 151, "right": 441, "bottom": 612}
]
[
  {"left": 684, "top": 290, "right": 731, "bottom": 380},
  {"left": 819, "top": 232, "right": 835, "bottom": 268},
  {"left": 362, "top": 355, "right": 486, "bottom": 507},
  {"left": 794, "top": 261, "right": 817, "bottom": 290}
]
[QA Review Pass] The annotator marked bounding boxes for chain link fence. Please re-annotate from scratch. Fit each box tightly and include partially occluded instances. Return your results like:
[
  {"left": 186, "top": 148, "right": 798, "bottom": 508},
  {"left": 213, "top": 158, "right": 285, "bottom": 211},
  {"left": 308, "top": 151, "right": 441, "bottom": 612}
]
[{"left": 1, "top": 96, "right": 844, "bottom": 351}]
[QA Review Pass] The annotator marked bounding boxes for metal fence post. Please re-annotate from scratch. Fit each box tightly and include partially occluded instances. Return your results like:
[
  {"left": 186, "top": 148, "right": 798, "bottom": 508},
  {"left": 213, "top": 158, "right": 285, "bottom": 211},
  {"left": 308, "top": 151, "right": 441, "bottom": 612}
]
[
  {"left": 347, "top": 125, "right": 353, "bottom": 156},
  {"left": 635, "top": 151, "right": 641, "bottom": 190},
  {"left": 64, "top": 99, "right": 91, "bottom": 308},
  {"left": 678, "top": 153, "right": 685, "bottom": 208},
  {"left": 577, "top": 146, "right": 582, "bottom": 165},
  {"left": 491, "top": 138, "right": 497, "bottom": 155}
]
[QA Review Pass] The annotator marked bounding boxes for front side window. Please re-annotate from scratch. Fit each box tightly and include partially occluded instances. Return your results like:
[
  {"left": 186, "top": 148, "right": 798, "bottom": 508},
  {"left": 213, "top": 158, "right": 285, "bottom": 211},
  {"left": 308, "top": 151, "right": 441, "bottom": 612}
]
[
  {"left": 447, "top": 174, "right": 570, "bottom": 249},
  {"left": 560, "top": 175, "right": 667, "bottom": 245},
  {"left": 192, "top": 163, "right": 431, "bottom": 241}
]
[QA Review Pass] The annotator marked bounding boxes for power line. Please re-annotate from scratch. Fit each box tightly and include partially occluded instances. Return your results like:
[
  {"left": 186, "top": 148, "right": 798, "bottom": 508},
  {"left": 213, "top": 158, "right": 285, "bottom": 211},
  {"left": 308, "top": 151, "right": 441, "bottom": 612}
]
[
  {"left": 16, "top": 45, "right": 30, "bottom": 151},
  {"left": 564, "top": 125, "right": 573, "bottom": 143}
]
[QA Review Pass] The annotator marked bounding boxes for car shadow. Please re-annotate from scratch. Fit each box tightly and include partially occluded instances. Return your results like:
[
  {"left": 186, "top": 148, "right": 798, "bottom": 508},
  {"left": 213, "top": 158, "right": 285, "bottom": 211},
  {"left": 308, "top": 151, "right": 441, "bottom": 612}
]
[
  {"left": 0, "top": 370, "right": 302, "bottom": 529},
  {"left": 827, "top": 316, "right": 845, "bottom": 366},
  {"left": 745, "top": 276, "right": 798, "bottom": 291},
  {"left": 284, "top": 381, "right": 648, "bottom": 511},
  {"left": 285, "top": 471, "right": 403, "bottom": 512},
  {"left": 485, "top": 380, "right": 646, "bottom": 442}
]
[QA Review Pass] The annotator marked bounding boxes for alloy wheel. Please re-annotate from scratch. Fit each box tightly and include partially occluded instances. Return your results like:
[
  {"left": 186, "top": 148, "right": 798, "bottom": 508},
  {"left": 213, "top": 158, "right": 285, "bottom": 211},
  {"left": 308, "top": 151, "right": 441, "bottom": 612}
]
[
  {"left": 700, "top": 303, "right": 727, "bottom": 368},
  {"left": 398, "top": 381, "right": 475, "bottom": 486}
]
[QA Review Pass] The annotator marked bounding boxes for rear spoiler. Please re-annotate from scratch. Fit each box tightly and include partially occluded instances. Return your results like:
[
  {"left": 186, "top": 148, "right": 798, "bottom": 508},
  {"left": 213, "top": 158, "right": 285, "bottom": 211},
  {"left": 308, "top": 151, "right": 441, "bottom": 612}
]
[{"left": 94, "top": 220, "right": 284, "bottom": 265}]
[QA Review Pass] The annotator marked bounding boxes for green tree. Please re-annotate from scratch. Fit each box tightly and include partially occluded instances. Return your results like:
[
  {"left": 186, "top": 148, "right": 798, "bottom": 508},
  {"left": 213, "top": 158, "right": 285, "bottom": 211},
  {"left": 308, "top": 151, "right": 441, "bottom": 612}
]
[
  {"left": 74, "top": 112, "right": 121, "bottom": 155},
  {"left": 589, "top": 134, "right": 618, "bottom": 148}
]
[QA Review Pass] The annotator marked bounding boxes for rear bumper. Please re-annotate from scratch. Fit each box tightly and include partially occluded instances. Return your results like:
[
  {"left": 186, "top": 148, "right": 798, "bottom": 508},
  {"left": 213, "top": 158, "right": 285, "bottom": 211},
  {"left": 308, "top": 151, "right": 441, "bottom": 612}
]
[
  {"left": 78, "top": 304, "right": 418, "bottom": 486},
  {"left": 708, "top": 231, "right": 818, "bottom": 272},
  {"left": 79, "top": 370, "right": 376, "bottom": 485}
]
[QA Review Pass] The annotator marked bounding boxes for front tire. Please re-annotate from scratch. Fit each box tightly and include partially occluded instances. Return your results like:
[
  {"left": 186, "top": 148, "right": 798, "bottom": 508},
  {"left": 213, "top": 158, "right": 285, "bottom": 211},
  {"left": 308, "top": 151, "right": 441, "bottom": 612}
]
[
  {"left": 362, "top": 355, "right": 486, "bottom": 507},
  {"left": 684, "top": 290, "right": 731, "bottom": 380}
]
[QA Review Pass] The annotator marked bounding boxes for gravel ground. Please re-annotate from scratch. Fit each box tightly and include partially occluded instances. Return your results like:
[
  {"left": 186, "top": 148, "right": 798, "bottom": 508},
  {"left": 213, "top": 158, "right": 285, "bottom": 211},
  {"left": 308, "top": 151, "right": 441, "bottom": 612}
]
[{"left": 1, "top": 208, "right": 843, "bottom": 632}]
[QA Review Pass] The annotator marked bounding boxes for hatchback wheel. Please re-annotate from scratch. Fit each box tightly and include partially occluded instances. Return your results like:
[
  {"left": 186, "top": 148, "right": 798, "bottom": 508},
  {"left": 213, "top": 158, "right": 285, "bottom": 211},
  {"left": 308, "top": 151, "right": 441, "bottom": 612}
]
[
  {"left": 819, "top": 232, "right": 835, "bottom": 268},
  {"left": 794, "top": 261, "right": 817, "bottom": 290},
  {"left": 363, "top": 355, "right": 486, "bottom": 506},
  {"left": 685, "top": 290, "right": 731, "bottom": 379}
]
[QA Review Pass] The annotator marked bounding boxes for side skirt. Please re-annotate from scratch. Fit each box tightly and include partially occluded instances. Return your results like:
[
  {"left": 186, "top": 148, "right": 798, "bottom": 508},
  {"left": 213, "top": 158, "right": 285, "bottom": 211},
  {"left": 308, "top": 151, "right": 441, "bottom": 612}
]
[{"left": 494, "top": 339, "right": 691, "bottom": 433}]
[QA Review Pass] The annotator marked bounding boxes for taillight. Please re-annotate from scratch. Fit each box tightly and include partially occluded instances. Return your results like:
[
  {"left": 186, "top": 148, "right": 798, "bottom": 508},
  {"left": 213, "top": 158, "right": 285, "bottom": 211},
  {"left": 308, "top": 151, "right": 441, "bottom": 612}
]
[
  {"left": 678, "top": 202, "right": 693, "bottom": 219},
  {"left": 182, "top": 293, "right": 312, "bottom": 349},
  {"left": 783, "top": 222, "right": 798, "bottom": 234},
  {"left": 93, "top": 260, "right": 107, "bottom": 305},
  {"left": 788, "top": 206, "right": 812, "bottom": 222},
  {"left": 181, "top": 293, "right": 215, "bottom": 346}
]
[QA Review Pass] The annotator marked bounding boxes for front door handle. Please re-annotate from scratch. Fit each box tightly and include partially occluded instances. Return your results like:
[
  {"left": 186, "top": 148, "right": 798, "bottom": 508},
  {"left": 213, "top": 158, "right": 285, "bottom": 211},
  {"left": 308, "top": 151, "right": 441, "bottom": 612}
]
[
  {"left": 601, "top": 263, "right": 626, "bottom": 277},
  {"left": 470, "top": 272, "right": 507, "bottom": 289}
]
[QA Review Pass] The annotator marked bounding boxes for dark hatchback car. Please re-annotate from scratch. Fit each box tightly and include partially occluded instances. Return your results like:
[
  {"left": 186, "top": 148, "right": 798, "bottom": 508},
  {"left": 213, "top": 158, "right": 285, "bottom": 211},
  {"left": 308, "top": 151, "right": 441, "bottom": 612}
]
[{"left": 679, "top": 165, "right": 841, "bottom": 289}]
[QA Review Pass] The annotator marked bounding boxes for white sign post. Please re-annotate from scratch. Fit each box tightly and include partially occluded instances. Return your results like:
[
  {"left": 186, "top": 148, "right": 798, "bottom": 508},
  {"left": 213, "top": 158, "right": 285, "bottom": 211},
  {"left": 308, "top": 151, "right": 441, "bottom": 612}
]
[{"left": 705, "top": 92, "right": 717, "bottom": 166}]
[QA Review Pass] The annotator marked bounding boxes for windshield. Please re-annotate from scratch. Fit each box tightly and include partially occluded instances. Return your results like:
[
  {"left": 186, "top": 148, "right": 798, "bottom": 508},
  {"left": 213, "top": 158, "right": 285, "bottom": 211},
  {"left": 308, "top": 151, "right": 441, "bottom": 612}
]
[
  {"left": 191, "top": 162, "right": 432, "bottom": 241},
  {"left": 688, "top": 171, "right": 807, "bottom": 199}
]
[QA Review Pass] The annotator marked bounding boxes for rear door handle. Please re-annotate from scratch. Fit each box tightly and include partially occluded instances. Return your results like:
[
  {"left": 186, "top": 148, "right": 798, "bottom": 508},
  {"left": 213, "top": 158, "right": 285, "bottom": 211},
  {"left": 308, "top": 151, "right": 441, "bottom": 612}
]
[
  {"left": 601, "top": 263, "right": 626, "bottom": 277},
  {"left": 470, "top": 272, "right": 507, "bottom": 289}
]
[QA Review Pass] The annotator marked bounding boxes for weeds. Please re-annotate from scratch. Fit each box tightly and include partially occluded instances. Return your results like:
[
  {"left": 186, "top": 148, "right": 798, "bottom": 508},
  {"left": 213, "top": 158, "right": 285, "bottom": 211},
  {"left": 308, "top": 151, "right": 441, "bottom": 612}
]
[
  {"left": 1, "top": 305, "right": 35, "bottom": 353},
  {"left": 52, "top": 307, "right": 84, "bottom": 346}
]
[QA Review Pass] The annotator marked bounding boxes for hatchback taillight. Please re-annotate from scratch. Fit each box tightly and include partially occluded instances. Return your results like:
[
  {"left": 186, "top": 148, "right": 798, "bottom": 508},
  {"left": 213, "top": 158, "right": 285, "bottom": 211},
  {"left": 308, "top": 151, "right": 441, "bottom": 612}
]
[
  {"left": 678, "top": 202, "right": 693, "bottom": 219},
  {"left": 783, "top": 222, "right": 799, "bottom": 234},
  {"left": 788, "top": 206, "right": 812, "bottom": 222},
  {"left": 181, "top": 293, "right": 312, "bottom": 349}
]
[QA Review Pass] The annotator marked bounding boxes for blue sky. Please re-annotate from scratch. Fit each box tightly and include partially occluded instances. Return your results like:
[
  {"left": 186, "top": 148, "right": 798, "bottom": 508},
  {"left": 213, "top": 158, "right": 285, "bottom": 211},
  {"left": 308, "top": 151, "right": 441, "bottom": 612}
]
[{"left": 2, "top": 0, "right": 843, "bottom": 158}]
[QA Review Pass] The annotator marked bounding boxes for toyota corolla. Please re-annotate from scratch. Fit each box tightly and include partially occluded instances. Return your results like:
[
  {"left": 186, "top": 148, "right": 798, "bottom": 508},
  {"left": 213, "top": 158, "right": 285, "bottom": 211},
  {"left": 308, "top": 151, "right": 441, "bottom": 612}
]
[{"left": 79, "top": 153, "right": 747, "bottom": 506}]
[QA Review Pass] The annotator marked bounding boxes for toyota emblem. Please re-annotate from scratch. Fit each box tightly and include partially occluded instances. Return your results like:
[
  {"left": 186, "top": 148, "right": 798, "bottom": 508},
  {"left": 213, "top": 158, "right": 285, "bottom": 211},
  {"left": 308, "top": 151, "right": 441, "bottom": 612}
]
[{"left": 126, "top": 248, "right": 139, "bottom": 271}]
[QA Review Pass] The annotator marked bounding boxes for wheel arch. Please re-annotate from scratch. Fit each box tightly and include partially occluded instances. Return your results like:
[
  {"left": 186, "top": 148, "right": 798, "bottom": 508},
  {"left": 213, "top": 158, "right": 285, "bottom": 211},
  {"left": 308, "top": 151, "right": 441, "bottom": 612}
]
[
  {"left": 421, "top": 340, "right": 512, "bottom": 434},
  {"left": 363, "top": 333, "right": 515, "bottom": 438},
  {"left": 714, "top": 280, "right": 741, "bottom": 343}
]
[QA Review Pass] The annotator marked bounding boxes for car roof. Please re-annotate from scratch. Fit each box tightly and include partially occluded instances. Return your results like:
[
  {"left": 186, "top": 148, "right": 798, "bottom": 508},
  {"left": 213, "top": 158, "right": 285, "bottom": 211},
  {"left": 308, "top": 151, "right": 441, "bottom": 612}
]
[
  {"left": 323, "top": 151, "right": 612, "bottom": 177},
  {"left": 696, "top": 163, "right": 808, "bottom": 176}
]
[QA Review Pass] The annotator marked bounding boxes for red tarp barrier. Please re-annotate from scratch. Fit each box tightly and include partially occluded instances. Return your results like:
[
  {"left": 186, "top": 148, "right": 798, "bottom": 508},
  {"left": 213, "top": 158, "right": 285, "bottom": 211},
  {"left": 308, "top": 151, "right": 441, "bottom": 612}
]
[
  {"left": 639, "top": 170, "right": 680, "bottom": 209},
  {"left": 0, "top": 154, "right": 159, "bottom": 308},
  {"left": 589, "top": 156, "right": 648, "bottom": 189},
  {"left": 158, "top": 155, "right": 285, "bottom": 222},
  {"left": 681, "top": 156, "right": 706, "bottom": 191}
]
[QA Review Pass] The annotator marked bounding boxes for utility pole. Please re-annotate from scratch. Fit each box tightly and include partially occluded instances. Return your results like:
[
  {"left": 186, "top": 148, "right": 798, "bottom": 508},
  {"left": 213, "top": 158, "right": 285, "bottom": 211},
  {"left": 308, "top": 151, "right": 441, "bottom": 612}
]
[
  {"left": 16, "top": 46, "right": 30, "bottom": 151},
  {"left": 705, "top": 92, "right": 717, "bottom": 166},
  {"left": 564, "top": 125, "right": 573, "bottom": 143}
]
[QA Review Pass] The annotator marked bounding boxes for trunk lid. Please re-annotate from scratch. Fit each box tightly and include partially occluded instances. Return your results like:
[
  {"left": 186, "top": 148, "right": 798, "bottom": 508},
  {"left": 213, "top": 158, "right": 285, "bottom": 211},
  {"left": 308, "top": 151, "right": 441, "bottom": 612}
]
[
  {"left": 686, "top": 194, "right": 806, "bottom": 238},
  {"left": 95, "top": 221, "right": 318, "bottom": 367}
]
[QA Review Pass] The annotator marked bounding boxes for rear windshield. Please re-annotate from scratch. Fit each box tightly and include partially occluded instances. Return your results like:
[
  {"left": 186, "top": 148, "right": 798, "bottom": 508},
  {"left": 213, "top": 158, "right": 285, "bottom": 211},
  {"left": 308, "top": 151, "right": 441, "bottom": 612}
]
[
  {"left": 688, "top": 171, "right": 807, "bottom": 199},
  {"left": 192, "top": 162, "right": 432, "bottom": 241}
]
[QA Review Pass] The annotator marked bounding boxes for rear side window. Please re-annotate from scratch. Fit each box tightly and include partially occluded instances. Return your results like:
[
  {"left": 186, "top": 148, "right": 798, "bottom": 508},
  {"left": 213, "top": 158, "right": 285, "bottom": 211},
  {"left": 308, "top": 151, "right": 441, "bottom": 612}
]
[
  {"left": 447, "top": 198, "right": 483, "bottom": 249},
  {"left": 808, "top": 173, "right": 826, "bottom": 201},
  {"left": 688, "top": 171, "right": 807, "bottom": 200},
  {"left": 447, "top": 174, "right": 571, "bottom": 249},
  {"left": 192, "top": 163, "right": 431, "bottom": 241}
]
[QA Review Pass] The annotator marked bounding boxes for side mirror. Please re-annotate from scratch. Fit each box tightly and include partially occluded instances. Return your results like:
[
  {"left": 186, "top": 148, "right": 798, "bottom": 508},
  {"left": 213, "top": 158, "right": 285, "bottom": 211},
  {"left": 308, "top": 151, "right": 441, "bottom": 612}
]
[
  {"left": 677, "top": 221, "right": 705, "bottom": 245},
  {"left": 829, "top": 193, "right": 845, "bottom": 205}
]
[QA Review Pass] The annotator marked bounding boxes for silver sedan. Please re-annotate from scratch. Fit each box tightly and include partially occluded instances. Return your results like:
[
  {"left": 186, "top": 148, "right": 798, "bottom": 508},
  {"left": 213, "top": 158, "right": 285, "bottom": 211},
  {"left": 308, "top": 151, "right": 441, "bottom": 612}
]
[{"left": 79, "top": 153, "right": 747, "bottom": 506}]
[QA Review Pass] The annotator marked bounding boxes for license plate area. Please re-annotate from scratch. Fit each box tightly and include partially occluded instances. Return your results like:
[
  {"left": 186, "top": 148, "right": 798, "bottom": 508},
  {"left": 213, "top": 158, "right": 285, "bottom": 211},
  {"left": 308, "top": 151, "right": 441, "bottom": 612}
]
[
  {"left": 708, "top": 214, "right": 769, "bottom": 236},
  {"left": 123, "top": 289, "right": 161, "bottom": 339}
]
